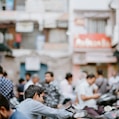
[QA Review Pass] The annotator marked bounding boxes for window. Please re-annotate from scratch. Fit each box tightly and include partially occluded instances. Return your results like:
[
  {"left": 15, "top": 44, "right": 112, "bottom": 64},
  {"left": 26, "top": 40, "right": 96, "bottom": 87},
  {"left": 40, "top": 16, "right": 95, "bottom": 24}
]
[
  {"left": 48, "top": 29, "right": 67, "bottom": 43},
  {"left": 0, "top": 0, "right": 14, "bottom": 10},
  {"left": 0, "top": 0, "right": 6, "bottom": 10},
  {"left": 43, "top": 0, "right": 68, "bottom": 12},
  {"left": 15, "top": 0, "right": 25, "bottom": 11},
  {"left": 87, "top": 18, "right": 107, "bottom": 33}
]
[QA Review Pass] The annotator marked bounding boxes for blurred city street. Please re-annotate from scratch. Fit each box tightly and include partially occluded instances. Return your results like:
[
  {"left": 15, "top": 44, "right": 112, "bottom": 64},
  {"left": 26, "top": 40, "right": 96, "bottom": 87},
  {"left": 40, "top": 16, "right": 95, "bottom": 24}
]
[
  {"left": 0, "top": 0, "right": 119, "bottom": 86},
  {"left": 1, "top": 0, "right": 119, "bottom": 119}
]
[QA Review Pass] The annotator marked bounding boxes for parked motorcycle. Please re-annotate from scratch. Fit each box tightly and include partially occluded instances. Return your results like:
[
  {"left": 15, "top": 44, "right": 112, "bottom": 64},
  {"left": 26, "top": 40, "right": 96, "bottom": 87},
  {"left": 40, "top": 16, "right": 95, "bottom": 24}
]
[
  {"left": 66, "top": 104, "right": 119, "bottom": 119},
  {"left": 97, "top": 83, "right": 119, "bottom": 106}
]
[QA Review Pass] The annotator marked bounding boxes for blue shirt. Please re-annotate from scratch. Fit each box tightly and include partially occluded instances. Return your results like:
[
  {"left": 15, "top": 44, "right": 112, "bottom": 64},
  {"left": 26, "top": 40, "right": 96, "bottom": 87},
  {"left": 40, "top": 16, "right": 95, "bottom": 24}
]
[
  {"left": 17, "top": 98, "right": 73, "bottom": 119},
  {"left": 10, "top": 110, "right": 29, "bottom": 119},
  {"left": 0, "top": 77, "right": 14, "bottom": 100}
]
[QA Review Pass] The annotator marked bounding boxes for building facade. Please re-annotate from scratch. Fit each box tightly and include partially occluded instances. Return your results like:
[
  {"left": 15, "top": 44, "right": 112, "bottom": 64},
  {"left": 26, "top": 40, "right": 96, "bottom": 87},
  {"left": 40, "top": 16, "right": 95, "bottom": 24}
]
[
  {"left": 68, "top": 0, "right": 117, "bottom": 82},
  {"left": 0, "top": 0, "right": 72, "bottom": 83}
]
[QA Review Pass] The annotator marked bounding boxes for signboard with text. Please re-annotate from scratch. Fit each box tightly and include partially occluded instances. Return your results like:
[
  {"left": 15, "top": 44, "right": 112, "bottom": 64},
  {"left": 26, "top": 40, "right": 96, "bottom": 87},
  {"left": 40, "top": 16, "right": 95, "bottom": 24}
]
[
  {"left": 25, "top": 57, "right": 40, "bottom": 71},
  {"left": 74, "top": 34, "right": 111, "bottom": 48},
  {"left": 16, "top": 22, "right": 34, "bottom": 32}
]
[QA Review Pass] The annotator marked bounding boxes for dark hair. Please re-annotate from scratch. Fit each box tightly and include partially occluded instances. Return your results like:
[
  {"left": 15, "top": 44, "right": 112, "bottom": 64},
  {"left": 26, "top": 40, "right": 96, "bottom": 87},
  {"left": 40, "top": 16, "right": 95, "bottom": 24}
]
[
  {"left": 0, "top": 93, "right": 10, "bottom": 111},
  {"left": 3, "top": 71, "right": 8, "bottom": 77},
  {"left": 65, "top": 73, "right": 72, "bottom": 80},
  {"left": 19, "top": 78, "right": 24, "bottom": 84},
  {"left": 0, "top": 65, "right": 3, "bottom": 74},
  {"left": 24, "top": 85, "right": 44, "bottom": 99},
  {"left": 82, "top": 70, "right": 88, "bottom": 75},
  {"left": 25, "top": 72, "right": 31, "bottom": 77},
  {"left": 45, "top": 71, "right": 54, "bottom": 77},
  {"left": 97, "top": 69, "right": 103, "bottom": 75},
  {"left": 87, "top": 74, "right": 95, "bottom": 79}
]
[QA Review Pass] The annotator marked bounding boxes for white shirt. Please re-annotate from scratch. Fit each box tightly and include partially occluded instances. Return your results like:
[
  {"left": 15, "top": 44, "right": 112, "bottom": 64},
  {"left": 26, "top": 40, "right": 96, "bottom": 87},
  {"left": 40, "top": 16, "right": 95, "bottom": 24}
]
[
  {"left": 108, "top": 76, "right": 119, "bottom": 86},
  {"left": 77, "top": 80, "right": 97, "bottom": 109},
  {"left": 76, "top": 78, "right": 98, "bottom": 94},
  {"left": 24, "top": 80, "right": 34, "bottom": 91},
  {"left": 24, "top": 80, "right": 41, "bottom": 91},
  {"left": 60, "top": 80, "right": 75, "bottom": 101}
]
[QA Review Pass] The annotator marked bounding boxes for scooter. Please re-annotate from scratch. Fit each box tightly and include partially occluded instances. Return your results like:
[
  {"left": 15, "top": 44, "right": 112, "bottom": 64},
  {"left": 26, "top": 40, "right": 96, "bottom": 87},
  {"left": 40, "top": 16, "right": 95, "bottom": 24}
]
[
  {"left": 65, "top": 83, "right": 119, "bottom": 119},
  {"left": 66, "top": 104, "right": 119, "bottom": 119},
  {"left": 97, "top": 83, "right": 119, "bottom": 106}
]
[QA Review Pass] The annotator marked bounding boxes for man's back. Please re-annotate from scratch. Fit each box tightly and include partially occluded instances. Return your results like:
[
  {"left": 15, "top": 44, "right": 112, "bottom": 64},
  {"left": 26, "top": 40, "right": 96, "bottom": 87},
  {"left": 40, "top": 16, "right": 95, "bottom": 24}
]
[
  {"left": 10, "top": 110, "right": 29, "bottom": 119},
  {"left": 0, "top": 77, "right": 14, "bottom": 100},
  {"left": 60, "top": 80, "right": 75, "bottom": 101},
  {"left": 96, "top": 77, "right": 108, "bottom": 94},
  {"left": 17, "top": 98, "right": 72, "bottom": 119}
]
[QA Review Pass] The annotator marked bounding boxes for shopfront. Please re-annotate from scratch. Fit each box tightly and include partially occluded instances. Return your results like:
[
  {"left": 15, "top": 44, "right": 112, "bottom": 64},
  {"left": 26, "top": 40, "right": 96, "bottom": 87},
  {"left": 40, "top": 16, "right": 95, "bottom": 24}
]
[{"left": 73, "top": 33, "right": 117, "bottom": 81}]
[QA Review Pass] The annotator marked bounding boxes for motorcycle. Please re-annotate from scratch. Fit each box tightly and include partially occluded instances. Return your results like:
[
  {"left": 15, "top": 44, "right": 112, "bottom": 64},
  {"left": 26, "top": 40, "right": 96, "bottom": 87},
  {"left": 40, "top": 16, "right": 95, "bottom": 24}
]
[
  {"left": 65, "top": 83, "right": 119, "bottom": 119},
  {"left": 66, "top": 104, "right": 119, "bottom": 119},
  {"left": 97, "top": 83, "right": 119, "bottom": 106}
]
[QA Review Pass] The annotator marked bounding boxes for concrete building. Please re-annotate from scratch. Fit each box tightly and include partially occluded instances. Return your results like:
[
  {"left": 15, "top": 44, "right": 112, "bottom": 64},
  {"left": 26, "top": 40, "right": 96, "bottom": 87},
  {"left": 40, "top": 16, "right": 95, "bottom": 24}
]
[
  {"left": 0, "top": 0, "right": 71, "bottom": 83},
  {"left": 68, "top": 0, "right": 117, "bottom": 82},
  {"left": 110, "top": 0, "right": 119, "bottom": 50}
]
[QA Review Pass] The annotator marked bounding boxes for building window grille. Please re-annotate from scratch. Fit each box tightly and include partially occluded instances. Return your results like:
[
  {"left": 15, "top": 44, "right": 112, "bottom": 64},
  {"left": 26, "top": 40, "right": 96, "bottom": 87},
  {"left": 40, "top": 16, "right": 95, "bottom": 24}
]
[{"left": 87, "top": 18, "right": 107, "bottom": 34}]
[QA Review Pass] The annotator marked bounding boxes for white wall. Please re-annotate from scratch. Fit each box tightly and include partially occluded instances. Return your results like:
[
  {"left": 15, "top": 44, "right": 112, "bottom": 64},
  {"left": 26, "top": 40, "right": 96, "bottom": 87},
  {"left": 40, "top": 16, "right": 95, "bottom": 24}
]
[{"left": 74, "top": 0, "right": 111, "bottom": 10}]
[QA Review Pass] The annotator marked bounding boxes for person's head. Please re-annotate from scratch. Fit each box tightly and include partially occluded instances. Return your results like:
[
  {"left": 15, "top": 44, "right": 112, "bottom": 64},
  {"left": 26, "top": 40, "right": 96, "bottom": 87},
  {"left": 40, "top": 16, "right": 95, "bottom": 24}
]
[
  {"left": 45, "top": 71, "right": 54, "bottom": 83},
  {"left": 97, "top": 69, "right": 103, "bottom": 76},
  {"left": 86, "top": 74, "right": 96, "bottom": 85},
  {"left": 65, "top": 73, "right": 73, "bottom": 84},
  {"left": 19, "top": 78, "right": 25, "bottom": 84},
  {"left": 112, "top": 70, "right": 117, "bottom": 77},
  {"left": 0, "top": 93, "right": 10, "bottom": 119},
  {"left": 24, "top": 85, "right": 45, "bottom": 103},
  {"left": 0, "top": 66, "right": 3, "bottom": 75},
  {"left": 79, "top": 71, "right": 88, "bottom": 80},
  {"left": 3, "top": 71, "right": 8, "bottom": 78},
  {"left": 25, "top": 72, "right": 31, "bottom": 82},
  {"left": 31, "top": 74, "right": 39, "bottom": 84}
]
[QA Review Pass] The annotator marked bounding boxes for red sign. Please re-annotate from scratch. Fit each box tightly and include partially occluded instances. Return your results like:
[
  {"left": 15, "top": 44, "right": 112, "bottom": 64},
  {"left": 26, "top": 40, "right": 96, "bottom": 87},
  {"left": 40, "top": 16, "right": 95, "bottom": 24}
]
[{"left": 74, "top": 34, "right": 111, "bottom": 48}]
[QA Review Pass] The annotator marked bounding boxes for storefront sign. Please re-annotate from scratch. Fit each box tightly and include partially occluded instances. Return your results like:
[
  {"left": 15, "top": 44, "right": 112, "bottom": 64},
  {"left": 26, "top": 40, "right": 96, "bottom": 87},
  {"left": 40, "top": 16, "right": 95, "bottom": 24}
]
[
  {"left": 44, "top": 19, "right": 57, "bottom": 28},
  {"left": 86, "top": 55, "right": 117, "bottom": 63},
  {"left": 73, "top": 52, "right": 117, "bottom": 64},
  {"left": 25, "top": 57, "right": 40, "bottom": 71},
  {"left": 16, "top": 22, "right": 34, "bottom": 32},
  {"left": 57, "top": 21, "right": 68, "bottom": 28},
  {"left": 74, "top": 34, "right": 111, "bottom": 48},
  {"left": 74, "top": 18, "right": 85, "bottom": 26}
]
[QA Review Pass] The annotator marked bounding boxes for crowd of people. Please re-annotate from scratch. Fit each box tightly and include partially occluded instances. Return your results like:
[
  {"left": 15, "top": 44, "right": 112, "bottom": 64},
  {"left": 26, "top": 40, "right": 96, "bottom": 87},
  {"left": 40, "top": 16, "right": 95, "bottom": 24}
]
[{"left": 0, "top": 65, "right": 119, "bottom": 119}]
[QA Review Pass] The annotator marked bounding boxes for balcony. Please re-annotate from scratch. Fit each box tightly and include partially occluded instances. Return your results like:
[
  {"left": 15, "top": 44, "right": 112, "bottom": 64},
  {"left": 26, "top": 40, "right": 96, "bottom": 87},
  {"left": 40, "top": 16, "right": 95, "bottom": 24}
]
[
  {"left": 73, "top": 0, "right": 111, "bottom": 11},
  {"left": 43, "top": 43, "right": 68, "bottom": 51}
]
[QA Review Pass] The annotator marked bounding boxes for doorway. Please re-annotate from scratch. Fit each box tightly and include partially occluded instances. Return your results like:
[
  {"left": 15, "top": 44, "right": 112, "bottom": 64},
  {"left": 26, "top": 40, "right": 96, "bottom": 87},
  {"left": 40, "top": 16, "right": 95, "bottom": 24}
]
[{"left": 20, "top": 63, "right": 48, "bottom": 81}]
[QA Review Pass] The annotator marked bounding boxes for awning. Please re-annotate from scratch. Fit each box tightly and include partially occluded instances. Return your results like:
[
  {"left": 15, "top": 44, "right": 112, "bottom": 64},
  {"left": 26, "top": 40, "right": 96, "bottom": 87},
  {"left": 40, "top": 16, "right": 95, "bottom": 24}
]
[{"left": 73, "top": 49, "right": 117, "bottom": 64}]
